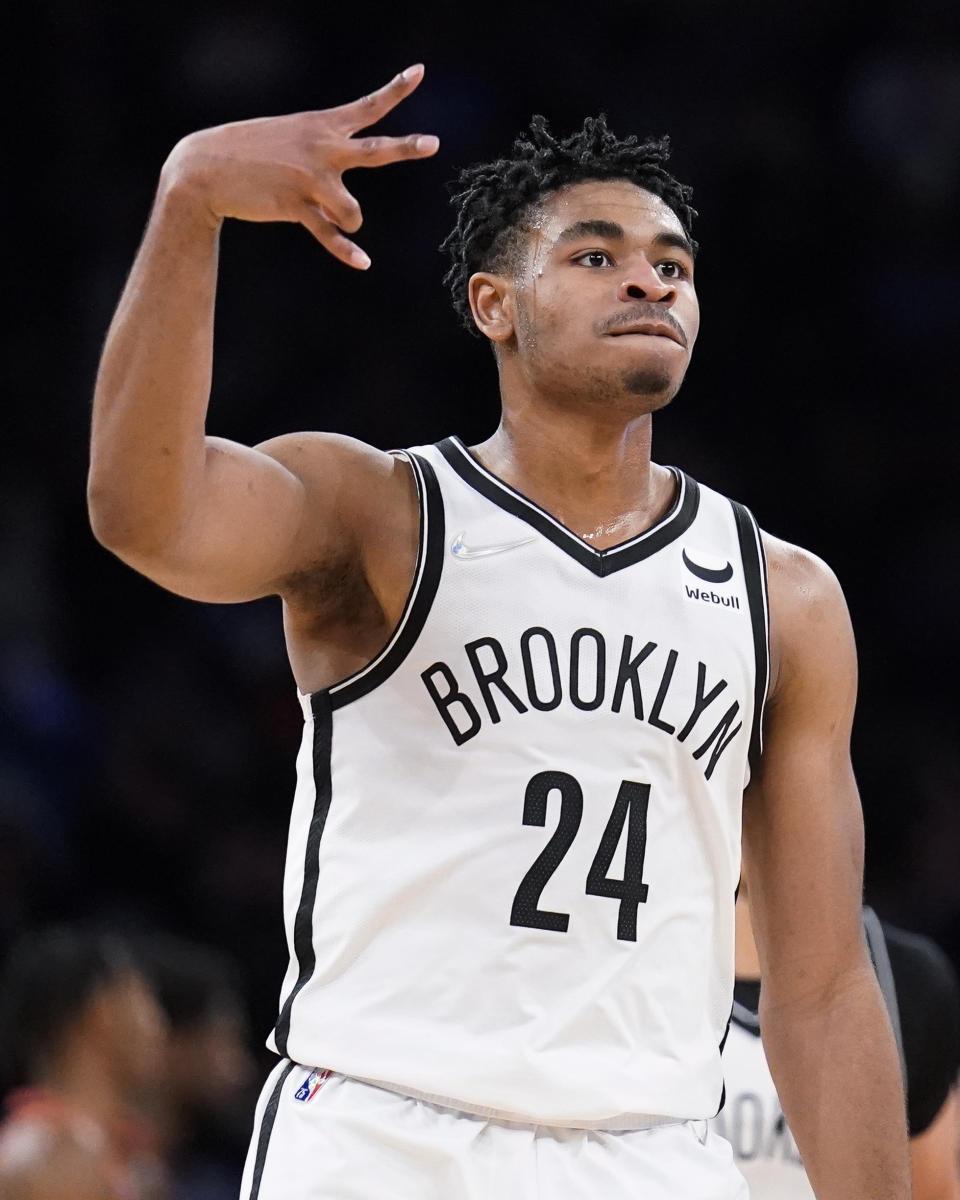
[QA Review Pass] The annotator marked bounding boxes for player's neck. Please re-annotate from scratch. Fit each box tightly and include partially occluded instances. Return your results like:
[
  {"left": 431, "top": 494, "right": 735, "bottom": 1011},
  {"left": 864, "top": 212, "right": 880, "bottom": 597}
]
[{"left": 472, "top": 404, "right": 670, "bottom": 549}]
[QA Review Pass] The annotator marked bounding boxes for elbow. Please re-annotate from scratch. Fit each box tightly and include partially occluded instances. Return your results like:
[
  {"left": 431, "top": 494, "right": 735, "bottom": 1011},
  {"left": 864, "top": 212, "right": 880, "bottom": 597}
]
[
  {"left": 86, "top": 474, "right": 170, "bottom": 563},
  {"left": 87, "top": 474, "right": 134, "bottom": 554},
  {"left": 88, "top": 477, "right": 122, "bottom": 551},
  {"left": 760, "top": 957, "right": 878, "bottom": 1028}
]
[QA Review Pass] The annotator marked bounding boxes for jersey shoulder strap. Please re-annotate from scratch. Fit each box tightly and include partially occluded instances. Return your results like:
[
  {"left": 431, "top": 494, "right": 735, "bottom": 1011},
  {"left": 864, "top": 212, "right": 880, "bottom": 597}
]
[{"left": 727, "top": 499, "right": 770, "bottom": 768}]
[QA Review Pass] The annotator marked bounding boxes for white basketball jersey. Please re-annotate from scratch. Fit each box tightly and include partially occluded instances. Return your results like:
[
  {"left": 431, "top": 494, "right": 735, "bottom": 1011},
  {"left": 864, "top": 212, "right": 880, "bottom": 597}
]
[{"left": 267, "top": 436, "right": 770, "bottom": 1127}]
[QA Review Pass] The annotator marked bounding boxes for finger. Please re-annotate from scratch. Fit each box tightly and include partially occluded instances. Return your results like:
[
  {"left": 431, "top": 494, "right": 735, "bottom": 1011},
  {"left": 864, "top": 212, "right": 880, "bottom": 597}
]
[
  {"left": 334, "top": 63, "right": 426, "bottom": 134},
  {"left": 311, "top": 181, "right": 363, "bottom": 234},
  {"left": 300, "top": 205, "right": 371, "bottom": 270},
  {"left": 345, "top": 133, "right": 440, "bottom": 170}
]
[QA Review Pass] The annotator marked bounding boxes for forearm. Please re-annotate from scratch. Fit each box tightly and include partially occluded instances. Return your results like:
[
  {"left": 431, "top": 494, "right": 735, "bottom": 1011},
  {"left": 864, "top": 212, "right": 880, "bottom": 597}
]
[
  {"left": 763, "top": 965, "right": 910, "bottom": 1200},
  {"left": 88, "top": 166, "right": 221, "bottom": 556},
  {"left": 910, "top": 1087, "right": 960, "bottom": 1200}
]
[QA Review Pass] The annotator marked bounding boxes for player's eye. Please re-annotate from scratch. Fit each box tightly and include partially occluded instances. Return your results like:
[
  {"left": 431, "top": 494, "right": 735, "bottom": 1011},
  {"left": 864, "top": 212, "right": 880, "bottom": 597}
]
[
  {"left": 658, "top": 260, "right": 688, "bottom": 280},
  {"left": 575, "top": 250, "right": 613, "bottom": 268}
]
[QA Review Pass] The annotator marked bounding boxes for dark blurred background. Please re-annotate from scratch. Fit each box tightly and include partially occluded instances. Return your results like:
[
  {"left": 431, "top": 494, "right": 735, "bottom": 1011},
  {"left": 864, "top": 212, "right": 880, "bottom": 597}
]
[{"left": 4, "top": 0, "right": 959, "bottom": 1188}]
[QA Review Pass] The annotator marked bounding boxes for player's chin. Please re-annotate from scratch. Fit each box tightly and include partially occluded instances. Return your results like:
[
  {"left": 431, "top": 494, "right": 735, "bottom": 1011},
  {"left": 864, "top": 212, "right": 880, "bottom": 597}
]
[{"left": 620, "top": 364, "right": 685, "bottom": 408}]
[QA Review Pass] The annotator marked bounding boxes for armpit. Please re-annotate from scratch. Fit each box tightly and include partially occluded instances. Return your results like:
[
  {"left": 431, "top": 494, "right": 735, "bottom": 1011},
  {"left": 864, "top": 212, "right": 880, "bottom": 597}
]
[{"left": 281, "top": 553, "right": 384, "bottom": 632}]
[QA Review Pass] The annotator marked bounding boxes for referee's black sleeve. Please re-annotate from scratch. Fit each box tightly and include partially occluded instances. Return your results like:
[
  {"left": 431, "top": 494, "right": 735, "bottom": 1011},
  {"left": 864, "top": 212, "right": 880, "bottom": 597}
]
[{"left": 882, "top": 921, "right": 960, "bottom": 1135}]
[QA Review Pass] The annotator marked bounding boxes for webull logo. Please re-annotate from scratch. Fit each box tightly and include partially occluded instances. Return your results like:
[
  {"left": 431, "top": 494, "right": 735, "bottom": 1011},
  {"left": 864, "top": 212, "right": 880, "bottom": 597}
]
[{"left": 684, "top": 585, "right": 740, "bottom": 610}]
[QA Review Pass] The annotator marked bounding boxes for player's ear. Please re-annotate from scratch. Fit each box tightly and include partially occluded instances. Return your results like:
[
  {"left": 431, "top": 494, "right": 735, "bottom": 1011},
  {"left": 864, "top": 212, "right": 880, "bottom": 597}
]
[{"left": 468, "top": 272, "right": 515, "bottom": 346}]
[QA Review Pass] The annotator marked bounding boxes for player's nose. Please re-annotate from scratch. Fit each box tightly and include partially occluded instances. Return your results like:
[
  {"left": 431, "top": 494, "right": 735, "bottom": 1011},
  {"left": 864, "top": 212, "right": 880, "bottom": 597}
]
[{"left": 617, "top": 261, "right": 676, "bottom": 306}]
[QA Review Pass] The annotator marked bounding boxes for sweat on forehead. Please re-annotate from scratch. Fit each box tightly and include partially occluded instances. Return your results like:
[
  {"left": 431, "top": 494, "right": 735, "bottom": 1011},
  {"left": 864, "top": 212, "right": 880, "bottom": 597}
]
[{"left": 537, "top": 182, "right": 692, "bottom": 244}]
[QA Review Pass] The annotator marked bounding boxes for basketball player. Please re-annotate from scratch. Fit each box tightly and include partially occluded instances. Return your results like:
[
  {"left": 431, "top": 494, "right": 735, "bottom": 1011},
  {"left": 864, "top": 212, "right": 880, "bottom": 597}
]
[
  {"left": 714, "top": 879, "right": 960, "bottom": 1198},
  {"left": 0, "top": 927, "right": 168, "bottom": 1200},
  {"left": 87, "top": 65, "right": 911, "bottom": 1198}
]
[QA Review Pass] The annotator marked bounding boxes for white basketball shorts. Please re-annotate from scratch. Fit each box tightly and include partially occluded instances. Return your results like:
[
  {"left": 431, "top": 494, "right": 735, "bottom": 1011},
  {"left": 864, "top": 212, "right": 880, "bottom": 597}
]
[{"left": 240, "top": 1059, "right": 749, "bottom": 1200}]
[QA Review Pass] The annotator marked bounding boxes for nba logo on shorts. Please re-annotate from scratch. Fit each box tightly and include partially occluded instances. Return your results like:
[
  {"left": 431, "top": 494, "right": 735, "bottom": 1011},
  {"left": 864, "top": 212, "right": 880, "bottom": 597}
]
[{"left": 294, "top": 1067, "right": 331, "bottom": 1102}]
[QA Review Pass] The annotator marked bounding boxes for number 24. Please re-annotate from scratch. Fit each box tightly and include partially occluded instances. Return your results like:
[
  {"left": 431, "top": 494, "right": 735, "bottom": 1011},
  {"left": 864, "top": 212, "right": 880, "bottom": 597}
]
[{"left": 509, "top": 770, "right": 651, "bottom": 942}]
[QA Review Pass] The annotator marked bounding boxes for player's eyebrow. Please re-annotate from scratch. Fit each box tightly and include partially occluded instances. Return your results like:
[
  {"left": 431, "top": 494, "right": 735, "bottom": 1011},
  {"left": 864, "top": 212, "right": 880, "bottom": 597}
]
[
  {"left": 555, "top": 219, "right": 625, "bottom": 245},
  {"left": 652, "top": 231, "right": 696, "bottom": 260}
]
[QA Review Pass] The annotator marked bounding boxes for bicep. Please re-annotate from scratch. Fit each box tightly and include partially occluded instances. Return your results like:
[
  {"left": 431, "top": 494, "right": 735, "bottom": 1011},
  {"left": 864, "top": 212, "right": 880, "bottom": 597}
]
[
  {"left": 743, "top": 543, "right": 868, "bottom": 1002},
  {"left": 123, "top": 432, "right": 393, "bottom": 605}
]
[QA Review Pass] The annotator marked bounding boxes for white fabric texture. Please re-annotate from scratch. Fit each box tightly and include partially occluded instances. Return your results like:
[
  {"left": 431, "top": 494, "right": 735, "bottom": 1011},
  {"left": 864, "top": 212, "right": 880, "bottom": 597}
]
[{"left": 242, "top": 1064, "right": 749, "bottom": 1200}]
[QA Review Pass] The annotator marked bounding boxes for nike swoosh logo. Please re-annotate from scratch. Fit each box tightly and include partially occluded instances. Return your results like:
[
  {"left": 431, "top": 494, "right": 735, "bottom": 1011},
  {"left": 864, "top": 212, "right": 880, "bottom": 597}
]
[
  {"left": 682, "top": 548, "right": 734, "bottom": 584},
  {"left": 450, "top": 531, "right": 537, "bottom": 559}
]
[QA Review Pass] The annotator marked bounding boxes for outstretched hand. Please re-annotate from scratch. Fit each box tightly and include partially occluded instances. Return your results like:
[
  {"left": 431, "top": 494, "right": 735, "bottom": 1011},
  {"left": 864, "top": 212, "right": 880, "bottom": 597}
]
[{"left": 162, "top": 64, "right": 439, "bottom": 268}]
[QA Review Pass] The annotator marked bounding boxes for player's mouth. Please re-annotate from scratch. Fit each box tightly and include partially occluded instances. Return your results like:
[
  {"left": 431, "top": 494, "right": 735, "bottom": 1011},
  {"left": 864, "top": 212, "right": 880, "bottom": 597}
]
[{"left": 607, "top": 320, "right": 686, "bottom": 347}]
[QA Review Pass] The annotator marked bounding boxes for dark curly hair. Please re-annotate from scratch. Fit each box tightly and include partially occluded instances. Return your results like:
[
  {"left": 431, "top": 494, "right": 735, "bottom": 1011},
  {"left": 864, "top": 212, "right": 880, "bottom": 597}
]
[{"left": 440, "top": 114, "right": 697, "bottom": 335}]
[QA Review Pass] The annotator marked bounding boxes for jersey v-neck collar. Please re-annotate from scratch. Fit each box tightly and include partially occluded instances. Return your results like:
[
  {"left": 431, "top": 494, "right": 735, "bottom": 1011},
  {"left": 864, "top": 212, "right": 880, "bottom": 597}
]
[{"left": 436, "top": 436, "right": 700, "bottom": 578}]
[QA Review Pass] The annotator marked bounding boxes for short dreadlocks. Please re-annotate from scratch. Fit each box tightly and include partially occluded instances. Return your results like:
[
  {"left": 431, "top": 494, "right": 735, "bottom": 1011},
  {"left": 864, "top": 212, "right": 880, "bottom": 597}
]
[{"left": 440, "top": 114, "right": 697, "bottom": 336}]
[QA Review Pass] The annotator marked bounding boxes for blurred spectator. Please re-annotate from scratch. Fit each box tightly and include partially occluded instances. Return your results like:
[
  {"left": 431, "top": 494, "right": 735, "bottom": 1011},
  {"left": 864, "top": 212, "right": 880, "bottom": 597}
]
[
  {"left": 0, "top": 926, "right": 168, "bottom": 1200},
  {"left": 138, "top": 934, "right": 257, "bottom": 1200}
]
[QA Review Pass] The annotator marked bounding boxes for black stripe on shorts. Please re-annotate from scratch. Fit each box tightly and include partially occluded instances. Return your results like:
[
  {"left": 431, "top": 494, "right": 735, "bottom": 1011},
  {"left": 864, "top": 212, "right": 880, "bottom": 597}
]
[{"left": 248, "top": 1060, "right": 296, "bottom": 1200}]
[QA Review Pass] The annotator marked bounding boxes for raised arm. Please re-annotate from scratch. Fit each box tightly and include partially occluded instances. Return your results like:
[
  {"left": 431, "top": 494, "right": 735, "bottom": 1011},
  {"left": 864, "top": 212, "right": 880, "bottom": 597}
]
[
  {"left": 743, "top": 534, "right": 911, "bottom": 1200},
  {"left": 87, "top": 66, "right": 438, "bottom": 604}
]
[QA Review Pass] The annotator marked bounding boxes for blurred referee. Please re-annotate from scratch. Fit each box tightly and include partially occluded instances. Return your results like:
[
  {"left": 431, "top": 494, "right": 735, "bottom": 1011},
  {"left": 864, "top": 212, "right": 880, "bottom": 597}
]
[{"left": 716, "top": 879, "right": 960, "bottom": 1199}]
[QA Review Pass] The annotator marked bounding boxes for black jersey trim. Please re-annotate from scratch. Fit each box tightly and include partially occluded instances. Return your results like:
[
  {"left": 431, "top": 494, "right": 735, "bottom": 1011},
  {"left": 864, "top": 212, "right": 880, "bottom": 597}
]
[
  {"left": 247, "top": 1059, "right": 296, "bottom": 1200},
  {"left": 730, "top": 997, "right": 762, "bottom": 1037},
  {"left": 326, "top": 451, "right": 444, "bottom": 710},
  {"left": 730, "top": 501, "right": 770, "bottom": 767},
  {"left": 272, "top": 693, "right": 333, "bottom": 1058},
  {"left": 715, "top": 1004, "right": 734, "bottom": 1115},
  {"left": 437, "top": 437, "right": 700, "bottom": 577}
]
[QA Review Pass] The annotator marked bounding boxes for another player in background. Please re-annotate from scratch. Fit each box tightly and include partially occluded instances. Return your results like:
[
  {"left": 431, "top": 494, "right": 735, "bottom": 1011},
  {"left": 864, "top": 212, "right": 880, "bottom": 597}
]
[
  {"left": 0, "top": 926, "right": 168, "bottom": 1200},
  {"left": 139, "top": 934, "right": 256, "bottom": 1200},
  {"left": 715, "top": 878, "right": 960, "bottom": 1199},
  {"left": 88, "top": 64, "right": 911, "bottom": 1198}
]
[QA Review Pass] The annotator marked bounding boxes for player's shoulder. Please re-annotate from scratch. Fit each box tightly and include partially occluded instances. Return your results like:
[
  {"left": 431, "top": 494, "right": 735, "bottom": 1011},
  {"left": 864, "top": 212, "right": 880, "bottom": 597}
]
[
  {"left": 255, "top": 430, "right": 408, "bottom": 484},
  {"left": 758, "top": 529, "right": 850, "bottom": 630},
  {"left": 756, "top": 530, "right": 854, "bottom": 699},
  {"left": 759, "top": 529, "right": 845, "bottom": 612},
  {"left": 255, "top": 431, "right": 417, "bottom": 522}
]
